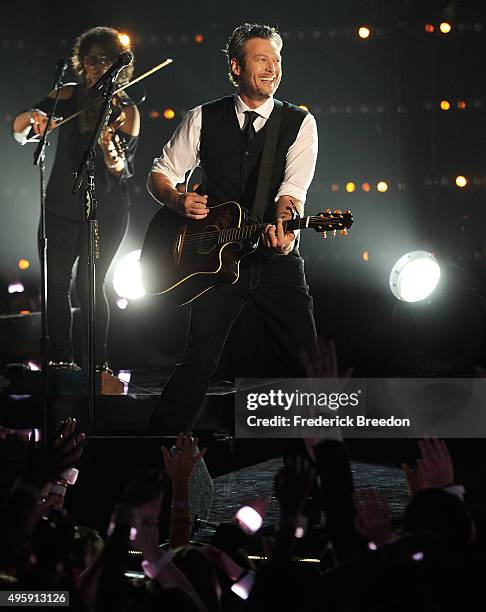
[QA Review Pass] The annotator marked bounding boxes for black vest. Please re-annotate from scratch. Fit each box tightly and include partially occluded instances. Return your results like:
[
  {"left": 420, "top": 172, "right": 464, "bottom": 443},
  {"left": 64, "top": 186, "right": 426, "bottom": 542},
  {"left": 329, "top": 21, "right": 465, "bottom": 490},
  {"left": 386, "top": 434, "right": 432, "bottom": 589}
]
[{"left": 199, "top": 96, "right": 307, "bottom": 221}]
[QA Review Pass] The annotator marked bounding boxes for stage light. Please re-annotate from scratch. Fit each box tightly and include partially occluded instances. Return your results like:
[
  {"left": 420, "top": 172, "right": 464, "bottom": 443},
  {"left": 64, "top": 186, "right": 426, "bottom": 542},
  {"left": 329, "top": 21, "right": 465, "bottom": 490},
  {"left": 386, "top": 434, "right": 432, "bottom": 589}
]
[
  {"left": 149, "top": 110, "right": 160, "bottom": 119},
  {"left": 163, "top": 108, "right": 176, "bottom": 120},
  {"left": 424, "top": 24, "right": 435, "bottom": 33},
  {"left": 362, "top": 250, "right": 369, "bottom": 262},
  {"left": 345, "top": 182, "right": 356, "bottom": 193},
  {"left": 358, "top": 26, "right": 371, "bottom": 39},
  {"left": 440, "top": 100, "right": 451, "bottom": 111},
  {"left": 455, "top": 175, "right": 468, "bottom": 188},
  {"left": 27, "top": 361, "right": 40, "bottom": 371},
  {"left": 362, "top": 182, "right": 371, "bottom": 192},
  {"left": 330, "top": 183, "right": 339, "bottom": 192},
  {"left": 194, "top": 34, "right": 204, "bottom": 43},
  {"left": 298, "top": 104, "right": 309, "bottom": 111},
  {"left": 8, "top": 282, "right": 24, "bottom": 294},
  {"left": 389, "top": 251, "right": 441, "bottom": 303},
  {"left": 377, "top": 181, "right": 388, "bottom": 193},
  {"left": 439, "top": 22, "right": 452, "bottom": 34},
  {"left": 457, "top": 100, "right": 466, "bottom": 110},
  {"left": 19, "top": 310, "right": 31, "bottom": 315},
  {"left": 113, "top": 250, "right": 146, "bottom": 300},
  {"left": 118, "top": 33, "right": 131, "bottom": 47},
  {"left": 18, "top": 258, "right": 30, "bottom": 270},
  {"left": 117, "top": 298, "right": 129, "bottom": 310}
]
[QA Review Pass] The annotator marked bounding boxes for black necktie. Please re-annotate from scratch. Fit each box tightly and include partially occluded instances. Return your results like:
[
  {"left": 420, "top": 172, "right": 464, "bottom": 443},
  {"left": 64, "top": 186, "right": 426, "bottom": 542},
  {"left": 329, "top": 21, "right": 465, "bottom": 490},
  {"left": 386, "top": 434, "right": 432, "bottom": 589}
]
[{"left": 242, "top": 110, "right": 259, "bottom": 146}]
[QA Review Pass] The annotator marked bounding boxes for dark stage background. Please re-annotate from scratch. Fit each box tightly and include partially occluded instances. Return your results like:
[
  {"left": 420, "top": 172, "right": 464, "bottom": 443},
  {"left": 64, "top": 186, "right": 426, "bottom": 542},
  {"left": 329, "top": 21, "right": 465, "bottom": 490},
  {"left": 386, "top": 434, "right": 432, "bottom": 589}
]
[{"left": 2, "top": 0, "right": 486, "bottom": 378}]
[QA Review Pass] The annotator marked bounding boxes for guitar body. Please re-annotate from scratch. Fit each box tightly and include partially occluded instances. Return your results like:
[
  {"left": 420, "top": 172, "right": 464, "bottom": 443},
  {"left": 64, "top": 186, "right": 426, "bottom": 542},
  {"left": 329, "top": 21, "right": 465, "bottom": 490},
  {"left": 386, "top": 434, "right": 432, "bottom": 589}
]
[{"left": 140, "top": 201, "right": 255, "bottom": 306}]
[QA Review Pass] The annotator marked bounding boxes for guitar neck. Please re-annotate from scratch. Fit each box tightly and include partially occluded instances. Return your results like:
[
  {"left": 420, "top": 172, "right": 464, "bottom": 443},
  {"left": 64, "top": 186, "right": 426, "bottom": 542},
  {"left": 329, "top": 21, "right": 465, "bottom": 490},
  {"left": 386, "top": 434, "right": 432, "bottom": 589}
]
[{"left": 221, "top": 217, "right": 312, "bottom": 242}]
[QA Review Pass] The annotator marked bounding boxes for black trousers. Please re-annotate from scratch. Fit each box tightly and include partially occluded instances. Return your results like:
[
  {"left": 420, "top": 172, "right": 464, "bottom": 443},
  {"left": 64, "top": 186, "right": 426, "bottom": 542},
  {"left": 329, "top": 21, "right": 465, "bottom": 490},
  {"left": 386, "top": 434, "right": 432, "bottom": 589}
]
[
  {"left": 149, "top": 253, "right": 318, "bottom": 434},
  {"left": 43, "top": 209, "right": 128, "bottom": 364}
]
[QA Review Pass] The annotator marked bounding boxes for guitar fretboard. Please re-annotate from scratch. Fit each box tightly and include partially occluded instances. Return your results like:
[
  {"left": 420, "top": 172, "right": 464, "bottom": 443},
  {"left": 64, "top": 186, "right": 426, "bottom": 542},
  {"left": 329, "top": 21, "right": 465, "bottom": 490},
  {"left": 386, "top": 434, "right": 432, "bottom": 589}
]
[{"left": 218, "top": 217, "right": 315, "bottom": 243}]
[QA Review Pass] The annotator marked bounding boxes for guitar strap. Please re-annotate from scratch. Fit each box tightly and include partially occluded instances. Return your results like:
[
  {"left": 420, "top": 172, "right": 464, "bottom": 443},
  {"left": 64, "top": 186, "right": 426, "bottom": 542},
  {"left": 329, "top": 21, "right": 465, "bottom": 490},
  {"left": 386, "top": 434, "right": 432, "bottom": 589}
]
[{"left": 252, "top": 99, "right": 283, "bottom": 223}]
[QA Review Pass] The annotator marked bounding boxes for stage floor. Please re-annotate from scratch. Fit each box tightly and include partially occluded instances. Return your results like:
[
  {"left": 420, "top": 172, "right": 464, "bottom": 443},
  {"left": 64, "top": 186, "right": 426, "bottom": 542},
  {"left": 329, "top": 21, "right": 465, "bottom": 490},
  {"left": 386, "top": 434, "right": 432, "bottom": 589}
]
[{"left": 193, "top": 457, "right": 409, "bottom": 543}]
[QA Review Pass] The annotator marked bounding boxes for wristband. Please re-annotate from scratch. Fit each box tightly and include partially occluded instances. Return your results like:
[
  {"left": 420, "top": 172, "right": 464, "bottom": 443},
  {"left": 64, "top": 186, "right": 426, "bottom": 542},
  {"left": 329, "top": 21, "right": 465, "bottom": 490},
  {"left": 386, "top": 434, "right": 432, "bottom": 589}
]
[
  {"left": 49, "top": 483, "right": 67, "bottom": 497},
  {"left": 49, "top": 467, "right": 79, "bottom": 497}
]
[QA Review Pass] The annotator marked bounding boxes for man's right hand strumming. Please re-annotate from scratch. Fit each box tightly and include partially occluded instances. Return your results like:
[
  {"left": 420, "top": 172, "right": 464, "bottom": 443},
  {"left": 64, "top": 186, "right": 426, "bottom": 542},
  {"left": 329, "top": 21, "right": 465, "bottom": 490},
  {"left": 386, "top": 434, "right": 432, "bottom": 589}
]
[
  {"left": 174, "top": 191, "right": 209, "bottom": 219},
  {"left": 147, "top": 171, "right": 209, "bottom": 219}
]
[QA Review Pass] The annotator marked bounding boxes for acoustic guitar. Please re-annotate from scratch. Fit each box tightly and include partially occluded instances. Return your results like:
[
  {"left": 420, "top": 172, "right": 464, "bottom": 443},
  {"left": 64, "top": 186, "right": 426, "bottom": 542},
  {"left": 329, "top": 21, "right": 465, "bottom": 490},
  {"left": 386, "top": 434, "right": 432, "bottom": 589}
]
[{"left": 140, "top": 201, "right": 353, "bottom": 306}]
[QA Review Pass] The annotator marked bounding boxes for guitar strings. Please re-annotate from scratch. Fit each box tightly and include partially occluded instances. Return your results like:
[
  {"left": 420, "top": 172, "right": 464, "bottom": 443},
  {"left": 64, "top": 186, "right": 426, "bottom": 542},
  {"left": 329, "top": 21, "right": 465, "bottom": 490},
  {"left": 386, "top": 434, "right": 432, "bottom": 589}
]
[{"left": 180, "top": 216, "right": 346, "bottom": 243}]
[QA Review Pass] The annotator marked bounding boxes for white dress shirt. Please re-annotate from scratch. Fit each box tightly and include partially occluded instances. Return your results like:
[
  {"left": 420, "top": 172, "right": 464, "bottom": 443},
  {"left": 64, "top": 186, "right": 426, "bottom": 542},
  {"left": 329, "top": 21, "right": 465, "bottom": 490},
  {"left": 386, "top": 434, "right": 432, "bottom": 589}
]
[{"left": 151, "top": 94, "right": 318, "bottom": 205}]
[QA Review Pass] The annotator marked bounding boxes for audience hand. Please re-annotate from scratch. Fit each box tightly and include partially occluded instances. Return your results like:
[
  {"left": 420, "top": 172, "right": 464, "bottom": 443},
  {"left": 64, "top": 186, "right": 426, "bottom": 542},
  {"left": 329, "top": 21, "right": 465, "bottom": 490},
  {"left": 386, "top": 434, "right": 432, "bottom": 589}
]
[
  {"left": 354, "top": 488, "right": 393, "bottom": 547},
  {"left": 417, "top": 436, "right": 454, "bottom": 488},
  {"left": 275, "top": 456, "right": 315, "bottom": 517}
]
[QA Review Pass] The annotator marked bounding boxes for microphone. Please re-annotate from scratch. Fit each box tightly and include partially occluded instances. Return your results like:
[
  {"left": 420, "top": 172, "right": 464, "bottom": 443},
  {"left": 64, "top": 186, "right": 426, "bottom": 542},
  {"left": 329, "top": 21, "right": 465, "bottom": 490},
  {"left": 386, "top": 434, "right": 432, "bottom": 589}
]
[
  {"left": 93, "top": 51, "right": 133, "bottom": 90},
  {"left": 52, "top": 58, "right": 68, "bottom": 90}
]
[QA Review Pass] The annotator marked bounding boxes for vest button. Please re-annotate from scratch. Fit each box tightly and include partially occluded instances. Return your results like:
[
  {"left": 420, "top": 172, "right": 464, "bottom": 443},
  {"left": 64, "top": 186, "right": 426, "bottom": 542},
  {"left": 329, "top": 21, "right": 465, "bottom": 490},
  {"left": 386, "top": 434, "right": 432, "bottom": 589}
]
[{"left": 244, "top": 150, "right": 250, "bottom": 157}]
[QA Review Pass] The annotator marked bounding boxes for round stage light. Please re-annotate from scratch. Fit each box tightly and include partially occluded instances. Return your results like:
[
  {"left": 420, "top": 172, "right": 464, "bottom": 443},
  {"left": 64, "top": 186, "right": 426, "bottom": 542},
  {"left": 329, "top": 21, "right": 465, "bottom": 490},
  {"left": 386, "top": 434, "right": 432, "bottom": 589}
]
[
  {"left": 18, "top": 258, "right": 30, "bottom": 270},
  {"left": 113, "top": 250, "right": 145, "bottom": 300},
  {"left": 439, "top": 22, "right": 452, "bottom": 34},
  {"left": 358, "top": 26, "right": 371, "bottom": 39},
  {"left": 163, "top": 108, "right": 176, "bottom": 120},
  {"left": 345, "top": 182, "right": 356, "bottom": 193},
  {"left": 8, "top": 282, "right": 24, "bottom": 294},
  {"left": 389, "top": 251, "right": 441, "bottom": 303},
  {"left": 377, "top": 181, "right": 388, "bottom": 192},
  {"left": 455, "top": 175, "right": 468, "bottom": 188},
  {"left": 440, "top": 100, "right": 451, "bottom": 111}
]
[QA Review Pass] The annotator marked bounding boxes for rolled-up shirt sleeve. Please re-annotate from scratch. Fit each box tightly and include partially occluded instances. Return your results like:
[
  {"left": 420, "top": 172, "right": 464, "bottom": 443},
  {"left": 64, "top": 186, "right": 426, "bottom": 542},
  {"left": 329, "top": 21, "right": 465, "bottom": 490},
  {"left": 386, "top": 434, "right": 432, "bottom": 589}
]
[
  {"left": 275, "top": 113, "right": 318, "bottom": 204},
  {"left": 151, "top": 105, "right": 202, "bottom": 185}
]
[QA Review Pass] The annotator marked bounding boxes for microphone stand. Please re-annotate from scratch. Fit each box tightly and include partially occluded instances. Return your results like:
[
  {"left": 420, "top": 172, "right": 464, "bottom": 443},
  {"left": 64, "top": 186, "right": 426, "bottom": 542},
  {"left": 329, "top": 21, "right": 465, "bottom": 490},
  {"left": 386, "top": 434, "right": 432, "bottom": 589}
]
[
  {"left": 33, "top": 66, "right": 66, "bottom": 444},
  {"left": 72, "top": 75, "right": 118, "bottom": 436}
]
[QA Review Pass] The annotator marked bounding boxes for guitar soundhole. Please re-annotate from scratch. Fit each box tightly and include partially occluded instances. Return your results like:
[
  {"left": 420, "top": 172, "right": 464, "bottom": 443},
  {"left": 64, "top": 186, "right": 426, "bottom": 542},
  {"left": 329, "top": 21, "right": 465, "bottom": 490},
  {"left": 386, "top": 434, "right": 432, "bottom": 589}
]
[{"left": 195, "top": 224, "right": 219, "bottom": 255}]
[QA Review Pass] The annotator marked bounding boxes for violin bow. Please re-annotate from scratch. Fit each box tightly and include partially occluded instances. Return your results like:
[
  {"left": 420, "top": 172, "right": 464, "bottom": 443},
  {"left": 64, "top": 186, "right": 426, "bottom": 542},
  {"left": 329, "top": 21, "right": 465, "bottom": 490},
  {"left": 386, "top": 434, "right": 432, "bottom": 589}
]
[{"left": 26, "top": 58, "right": 173, "bottom": 143}]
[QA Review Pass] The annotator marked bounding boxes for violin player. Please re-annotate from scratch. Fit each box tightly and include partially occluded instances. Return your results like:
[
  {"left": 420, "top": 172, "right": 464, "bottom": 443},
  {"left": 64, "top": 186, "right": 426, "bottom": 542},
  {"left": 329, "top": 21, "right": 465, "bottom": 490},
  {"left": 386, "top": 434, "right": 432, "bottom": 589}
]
[{"left": 12, "top": 26, "right": 140, "bottom": 372}]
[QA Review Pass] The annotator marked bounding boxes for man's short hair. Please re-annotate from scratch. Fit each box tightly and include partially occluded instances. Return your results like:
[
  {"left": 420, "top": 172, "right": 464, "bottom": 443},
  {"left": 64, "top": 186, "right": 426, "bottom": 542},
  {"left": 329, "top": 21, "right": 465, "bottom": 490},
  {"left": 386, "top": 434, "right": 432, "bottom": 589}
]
[{"left": 223, "top": 23, "right": 283, "bottom": 87}]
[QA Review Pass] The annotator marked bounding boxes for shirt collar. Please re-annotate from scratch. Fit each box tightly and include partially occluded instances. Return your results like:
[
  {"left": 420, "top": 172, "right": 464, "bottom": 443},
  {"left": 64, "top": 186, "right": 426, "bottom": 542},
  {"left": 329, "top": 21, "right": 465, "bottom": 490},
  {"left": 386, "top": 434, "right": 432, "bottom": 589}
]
[{"left": 234, "top": 94, "right": 274, "bottom": 119}]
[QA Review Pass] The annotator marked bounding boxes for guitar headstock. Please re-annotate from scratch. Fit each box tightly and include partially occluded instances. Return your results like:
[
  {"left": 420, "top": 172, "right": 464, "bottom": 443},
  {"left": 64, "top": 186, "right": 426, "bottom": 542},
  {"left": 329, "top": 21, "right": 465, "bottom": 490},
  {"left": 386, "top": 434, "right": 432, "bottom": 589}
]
[{"left": 309, "top": 209, "right": 354, "bottom": 238}]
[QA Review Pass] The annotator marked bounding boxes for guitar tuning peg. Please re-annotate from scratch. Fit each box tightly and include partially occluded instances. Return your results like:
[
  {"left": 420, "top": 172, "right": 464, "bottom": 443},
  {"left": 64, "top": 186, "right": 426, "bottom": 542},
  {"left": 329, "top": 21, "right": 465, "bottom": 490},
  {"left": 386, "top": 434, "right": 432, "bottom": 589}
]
[
  {"left": 332, "top": 230, "right": 337, "bottom": 238},
  {"left": 344, "top": 209, "right": 351, "bottom": 214},
  {"left": 325, "top": 208, "right": 331, "bottom": 214},
  {"left": 334, "top": 209, "right": 342, "bottom": 215},
  {"left": 341, "top": 229, "right": 348, "bottom": 236},
  {"left": 322, "top": 231, "right": 327, "bottom": 239}
]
